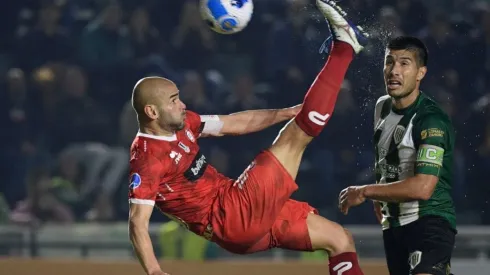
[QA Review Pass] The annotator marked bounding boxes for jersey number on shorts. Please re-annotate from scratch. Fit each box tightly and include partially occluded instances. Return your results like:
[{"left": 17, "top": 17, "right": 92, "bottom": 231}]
[
  {"left": 308, "top": 111, "right": 330, "bottom": 126},
  {"left": 332, "top": 262, "right": 353, "bottom": 275}
]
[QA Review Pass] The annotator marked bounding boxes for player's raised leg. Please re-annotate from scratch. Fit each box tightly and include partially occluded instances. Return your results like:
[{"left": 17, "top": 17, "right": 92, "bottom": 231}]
[
  {"left": 269, "top": 1, "right": 368, "bottom": 274},
  {"left": 269, "top": 0, "right": 368, "bottom": 179},
  {"left": 212, "top": 3, "right": 368, "bottom": 273}
]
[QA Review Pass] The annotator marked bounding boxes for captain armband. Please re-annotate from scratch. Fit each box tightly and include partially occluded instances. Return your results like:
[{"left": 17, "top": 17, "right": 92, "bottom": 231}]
[{"left": 416, "top": 144, "right": 444, "bottom": 167}]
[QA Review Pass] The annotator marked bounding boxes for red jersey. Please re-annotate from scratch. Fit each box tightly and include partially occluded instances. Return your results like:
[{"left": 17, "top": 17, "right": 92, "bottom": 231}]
[{"left": 128, "top": 111, "right": 231, "bottom": 235}]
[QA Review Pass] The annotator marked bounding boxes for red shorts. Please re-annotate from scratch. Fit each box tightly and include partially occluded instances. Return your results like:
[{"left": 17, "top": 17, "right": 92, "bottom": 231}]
[{"left": 209, "top": 150, "right": 318, "bottom": 254}]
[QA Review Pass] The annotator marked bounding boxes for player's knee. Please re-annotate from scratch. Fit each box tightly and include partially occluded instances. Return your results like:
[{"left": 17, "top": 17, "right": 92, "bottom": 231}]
[
  {"left": 308, "top": 215, "right": 355, "bottom": 256},
  {"left": 272, "top": 120, "right": 313, "bottom": 149},
  {"left": 328, "top": 228, "right": 355, "bottom": 256},
  {"left": 342, "top": 228, "right": 355, "bottom": 248}
]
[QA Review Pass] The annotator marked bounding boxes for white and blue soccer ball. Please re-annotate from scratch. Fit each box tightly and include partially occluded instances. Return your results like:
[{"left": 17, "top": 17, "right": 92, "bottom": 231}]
[{"left": 200, "top": 0, "right": 254, "bottom": 34}]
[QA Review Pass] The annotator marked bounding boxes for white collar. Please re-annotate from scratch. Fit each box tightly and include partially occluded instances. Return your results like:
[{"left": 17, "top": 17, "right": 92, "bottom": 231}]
[{"left": 136, "top": 132, "right": 177, "bottom": 142}]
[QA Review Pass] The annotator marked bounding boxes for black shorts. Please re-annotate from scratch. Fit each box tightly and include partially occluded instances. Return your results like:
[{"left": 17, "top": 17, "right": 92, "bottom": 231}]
[{"left": 382, "top": 215, "right": 456, "bottom": 275}]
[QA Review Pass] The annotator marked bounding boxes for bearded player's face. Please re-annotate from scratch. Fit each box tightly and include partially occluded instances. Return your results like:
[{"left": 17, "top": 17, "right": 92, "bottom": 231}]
[
  {"left": 159, "top": 88, "right": 186, "bottom": 131},
  {"left": 383, "top": 49, "right": 425, "bottom": 99}
]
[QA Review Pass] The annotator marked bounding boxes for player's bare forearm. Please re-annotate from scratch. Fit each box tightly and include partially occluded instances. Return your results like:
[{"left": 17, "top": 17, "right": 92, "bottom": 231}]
[
  {"left": 129, "top": 221, "right": 162, "bottom": 275},
  {"left": 129, "top": 204, "right": 162, "bottom": 275},
  {"left": 363, "top": 174, "right": 438, "bottom": 203},
  {"left": 218, "top": 105, "right": 300, "bottom": 136}
]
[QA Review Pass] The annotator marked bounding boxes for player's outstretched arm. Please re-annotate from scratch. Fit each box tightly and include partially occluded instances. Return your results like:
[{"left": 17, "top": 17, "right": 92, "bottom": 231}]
[
  {"left": 339, "top": 174, "right": 438, "bottom": 214},
  {"left": 365, "top": 174, "right": 438, "bottom": 202},
  {"left": 339, "top": 113, "right": 451, "bottom": 214},
  {"left": 129, "top": 203, "right": 168, "bottom": 275},
  {"left": 201, "top": 105, "right": 301, "bottom": 137}
]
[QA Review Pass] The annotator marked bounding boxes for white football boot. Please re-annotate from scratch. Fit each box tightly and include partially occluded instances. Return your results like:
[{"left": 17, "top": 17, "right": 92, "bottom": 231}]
[{"left": 316, "top": 0, "right": 369, "bottom": 54}]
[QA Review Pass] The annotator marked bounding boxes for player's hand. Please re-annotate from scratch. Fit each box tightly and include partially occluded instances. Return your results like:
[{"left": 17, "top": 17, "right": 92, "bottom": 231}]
[
  {"left": 338, "top": 186, "right": 366, "bottom": 215},
  {"left": 149, "top": 271, "right": 170, "bottom": 275}
]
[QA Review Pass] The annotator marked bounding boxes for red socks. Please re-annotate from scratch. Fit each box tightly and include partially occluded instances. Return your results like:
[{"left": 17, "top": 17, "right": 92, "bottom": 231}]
[
  {"left": 329, "top": 252, "right": 364, "bottom": 275},
  {"left": 294, "top": 41, "right": 354, "bottom": 137}
]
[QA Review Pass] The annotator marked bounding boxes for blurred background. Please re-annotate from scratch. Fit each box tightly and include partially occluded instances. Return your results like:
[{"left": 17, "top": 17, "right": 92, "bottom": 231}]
[{"left": 0, "top": 0, "right": 489, "bottom": 272}]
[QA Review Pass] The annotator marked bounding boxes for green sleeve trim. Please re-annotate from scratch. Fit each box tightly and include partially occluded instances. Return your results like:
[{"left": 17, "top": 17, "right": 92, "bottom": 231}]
[{"left": 415, "top": 164, "right": 440, "bottom": 176}]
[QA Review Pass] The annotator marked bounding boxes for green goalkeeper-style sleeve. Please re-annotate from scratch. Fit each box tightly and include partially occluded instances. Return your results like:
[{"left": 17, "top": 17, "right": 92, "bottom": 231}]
[{"left": 412, "top": 114, "right": 450, "bottom": 177}]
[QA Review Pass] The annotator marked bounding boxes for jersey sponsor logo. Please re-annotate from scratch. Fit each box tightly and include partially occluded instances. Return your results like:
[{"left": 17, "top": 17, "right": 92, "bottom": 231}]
[
  {"left": 378, "top": 163, "right": 401, "bottom": 179},
  {"left": 332, "top": 262, "right": 353, "bottom": 275},
  {"left": 417, "top": 144, "right": 444, "bottom": 166},
  {"left": 185, "top": 129, "right": 196, "bottom": 142},
  {"left": 308, "top": 111, "right": 330, "bottom": 126},
  {"left": 129, "top": 173, "right": 142, "bottom": 189},
  {"left": 421, "top": 128, "right": 445, "bottom": 140},
  {"left": 393, "top": 125, "right": 406, "bottom": 145},
  {"left": 409, "top": 250, "right": 422, "bottom": 270},
  {"left": 184, "top": 151, "right": 208, "bottom": 182},
  {"left": 170, "top": 151, "right": 183, "bottom": 164},
  {"left": 178, "top": 142, "right": 190, "bottom": 153}
]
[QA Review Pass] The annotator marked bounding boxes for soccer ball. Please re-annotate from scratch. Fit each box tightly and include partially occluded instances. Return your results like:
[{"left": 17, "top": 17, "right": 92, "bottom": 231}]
[{"left": 200, "top": 0, "right": 254, "bottom": 34}]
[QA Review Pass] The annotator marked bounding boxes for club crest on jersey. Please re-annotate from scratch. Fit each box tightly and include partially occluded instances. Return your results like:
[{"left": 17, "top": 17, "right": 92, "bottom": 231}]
[
  {"left": 185, "top": 129, "right": 196, "bottom": 143},
  {"left": 178, "top": 142, "right": 190, "bottom": 153},
  {"left": 393, "top": 125, "right": 406, "bottom": 145},
  {"left": 409, "top": 251, "right": 422, "bottom": 270},
  {"left": 129, "top": 173, "right": 141, "bottom": 189}
]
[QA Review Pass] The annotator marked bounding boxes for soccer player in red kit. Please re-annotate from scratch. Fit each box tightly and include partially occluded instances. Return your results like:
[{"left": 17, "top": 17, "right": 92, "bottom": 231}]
[{"left": 128, "top": 1, "right": 369, "bottom": 275}]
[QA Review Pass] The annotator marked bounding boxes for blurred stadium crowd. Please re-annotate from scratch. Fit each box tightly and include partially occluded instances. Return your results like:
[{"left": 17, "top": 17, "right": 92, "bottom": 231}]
[{"left": 0, "top": 0, "right": 488, "bottom": 226}]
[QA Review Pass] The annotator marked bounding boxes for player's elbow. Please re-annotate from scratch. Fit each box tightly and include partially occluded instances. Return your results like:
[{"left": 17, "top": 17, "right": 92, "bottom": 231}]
[
  {"left": 414, "top": 175, "right": 438, "bottom": 201},
  {"left": 129, "top": 203, "right": 152, "bottom": 231},
  {"left": 129, "top": 223, "right": 149, "bottom": 248},
  {"left": 417, "top": 189, "right": 433, "bottom": 201},
  {"left": 129, "top": 218, "right": 149, "bottom": 240},
  {"left": 129, "top": 218, "right": 148, "bottom": 232}
]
